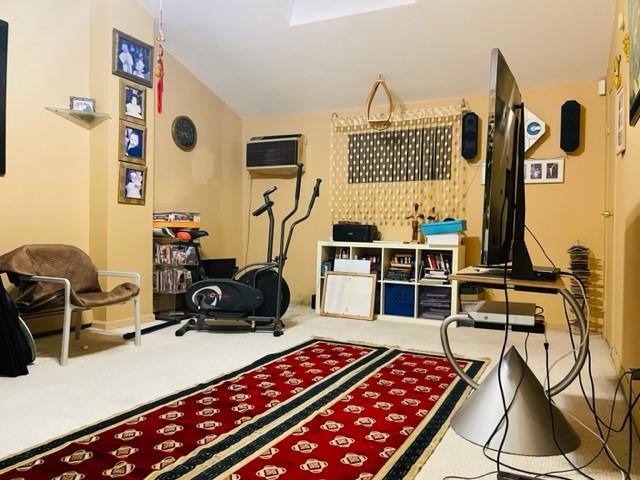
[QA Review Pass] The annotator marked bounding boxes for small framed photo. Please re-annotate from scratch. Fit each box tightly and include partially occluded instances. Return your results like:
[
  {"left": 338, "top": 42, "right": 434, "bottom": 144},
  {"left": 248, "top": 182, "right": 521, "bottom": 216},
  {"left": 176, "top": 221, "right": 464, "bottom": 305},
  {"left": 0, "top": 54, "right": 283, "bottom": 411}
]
[
  {"left": 119, "top": 120, "right": 146, "bottom": 164},
  {"left": 615, "top": 86, "right": 626, "bottom": 155},
  {"left": 525, "top": 158, "right": 564, "bottom": 184},
  {"left": 69, "top": 96, "right": 96, "bottom": 113},
  {"left": 118, "top": 162, "right": 147, "bottom": 205},
  {"left": 528, "top": 162, "right": 543, "bottom": 181},
  {"left": 120, "top": 80, "right": 146, "bottom": 125},
  {"left": 112, "top": 29, "right": 154, "bottom": 88}
]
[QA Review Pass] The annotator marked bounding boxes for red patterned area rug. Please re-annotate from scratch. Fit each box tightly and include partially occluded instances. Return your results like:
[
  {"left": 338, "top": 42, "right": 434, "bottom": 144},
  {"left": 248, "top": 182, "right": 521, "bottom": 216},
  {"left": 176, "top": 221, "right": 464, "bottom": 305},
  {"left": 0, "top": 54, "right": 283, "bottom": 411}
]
[{"left": 0, "top": 339, "right": 485, "bottom": 480}]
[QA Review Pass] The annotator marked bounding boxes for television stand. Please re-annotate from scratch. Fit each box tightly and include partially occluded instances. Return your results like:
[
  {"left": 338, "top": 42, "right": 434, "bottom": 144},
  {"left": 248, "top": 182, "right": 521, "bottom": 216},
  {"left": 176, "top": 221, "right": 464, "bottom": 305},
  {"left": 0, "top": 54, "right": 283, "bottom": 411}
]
[{"left": 466, "top": 265, "right": 559, "bottom": 282}]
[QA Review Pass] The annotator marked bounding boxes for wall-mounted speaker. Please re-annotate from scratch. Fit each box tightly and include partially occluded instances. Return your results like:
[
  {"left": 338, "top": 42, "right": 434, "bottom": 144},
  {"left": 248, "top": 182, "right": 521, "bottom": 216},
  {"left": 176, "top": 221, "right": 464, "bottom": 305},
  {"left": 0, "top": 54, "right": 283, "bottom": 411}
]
[
  {"left": 560, "top": 100, "right": 581, "bottom": 153},
  {"left": 0, "top": 20, "right": 7, "bottom": 176},
  {"left": 461, "top": 111, "right": 479, "bottom": 160}
]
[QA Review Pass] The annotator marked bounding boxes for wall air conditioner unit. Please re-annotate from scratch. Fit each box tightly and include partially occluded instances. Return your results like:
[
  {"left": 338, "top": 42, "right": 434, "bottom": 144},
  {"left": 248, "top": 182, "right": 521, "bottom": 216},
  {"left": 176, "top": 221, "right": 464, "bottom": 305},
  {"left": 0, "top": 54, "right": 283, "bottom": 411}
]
[{"left": 246, "top": 134, "right": 304, "bottom": 174}]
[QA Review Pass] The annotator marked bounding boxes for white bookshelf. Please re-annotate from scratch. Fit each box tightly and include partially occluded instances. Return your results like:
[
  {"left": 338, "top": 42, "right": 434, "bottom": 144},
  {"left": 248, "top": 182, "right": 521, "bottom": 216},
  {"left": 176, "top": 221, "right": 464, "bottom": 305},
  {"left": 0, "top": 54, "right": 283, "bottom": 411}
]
[{"left": 316, "top": 240, "right": 465, "bottom": 326}]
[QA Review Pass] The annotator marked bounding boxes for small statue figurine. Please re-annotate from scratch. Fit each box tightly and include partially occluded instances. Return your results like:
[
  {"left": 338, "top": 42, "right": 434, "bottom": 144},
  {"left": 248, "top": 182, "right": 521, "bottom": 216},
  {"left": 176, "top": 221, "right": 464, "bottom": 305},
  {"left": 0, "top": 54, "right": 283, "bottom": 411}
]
[{"left": 406, "top": 203, "right": 425, "bottom": 243}]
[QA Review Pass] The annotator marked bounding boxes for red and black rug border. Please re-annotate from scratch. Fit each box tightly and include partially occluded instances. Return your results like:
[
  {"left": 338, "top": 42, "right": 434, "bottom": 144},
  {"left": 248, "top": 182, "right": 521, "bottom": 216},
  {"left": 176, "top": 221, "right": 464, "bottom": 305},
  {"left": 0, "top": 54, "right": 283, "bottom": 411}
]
[{"left": 0, "top": 339, "right": 385, "bottom": 471}]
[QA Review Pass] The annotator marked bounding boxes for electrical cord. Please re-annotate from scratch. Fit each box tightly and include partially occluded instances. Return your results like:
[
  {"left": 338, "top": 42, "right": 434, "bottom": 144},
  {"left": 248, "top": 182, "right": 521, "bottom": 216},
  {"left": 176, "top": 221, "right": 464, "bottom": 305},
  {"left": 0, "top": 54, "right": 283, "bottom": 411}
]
[
  {"left": 445, "top": 333, "right": 532, "bottom": 480},
  {"left": 501, "top": 225, "right": 634, "bottom": 479},
  {"left": 539, "top": 274, "right": 631, "bottom": 478},
  {"left": 544, "top": 341, "right": 596, "bottom": 480},
  {"left": 540, "top": 406, "right": 627, "bottom": 480},
  {"left": 525, "top": 224, "right": 557, "bottom": 268},
  {"left": 542, "top": 273, "right": 590, "bottom": 387},
  {"left": 491, "top": 199, "right": 512, "bottom": 474},
  {"left": 443, "top": 472, "right": 496, "bottom": 480}
]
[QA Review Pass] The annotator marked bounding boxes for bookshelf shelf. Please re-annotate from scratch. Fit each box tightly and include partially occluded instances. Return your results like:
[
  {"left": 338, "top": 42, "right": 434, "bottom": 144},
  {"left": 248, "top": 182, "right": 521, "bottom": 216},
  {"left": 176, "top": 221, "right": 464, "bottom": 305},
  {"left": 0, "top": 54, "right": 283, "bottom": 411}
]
[{"left": 316, "top": 240, "right": 464, "bottom": 323}]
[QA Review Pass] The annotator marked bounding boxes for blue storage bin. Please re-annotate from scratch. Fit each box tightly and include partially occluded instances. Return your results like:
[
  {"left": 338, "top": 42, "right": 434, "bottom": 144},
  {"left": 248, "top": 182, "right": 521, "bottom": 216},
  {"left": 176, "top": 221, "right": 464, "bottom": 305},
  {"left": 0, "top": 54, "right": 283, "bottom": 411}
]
[
  {"left": 421, "top": 219, "right": 467, "bottom": 235},
  {"left": 384, "top": 284, "right": 415, "bottom": 317}
]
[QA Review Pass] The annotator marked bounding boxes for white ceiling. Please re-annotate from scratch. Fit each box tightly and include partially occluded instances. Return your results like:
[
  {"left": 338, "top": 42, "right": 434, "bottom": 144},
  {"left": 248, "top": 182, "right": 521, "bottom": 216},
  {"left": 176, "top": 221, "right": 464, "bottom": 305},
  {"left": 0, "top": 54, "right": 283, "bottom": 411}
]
[{"left": 137, "top": 0, "right": 615, "bottom": 117}]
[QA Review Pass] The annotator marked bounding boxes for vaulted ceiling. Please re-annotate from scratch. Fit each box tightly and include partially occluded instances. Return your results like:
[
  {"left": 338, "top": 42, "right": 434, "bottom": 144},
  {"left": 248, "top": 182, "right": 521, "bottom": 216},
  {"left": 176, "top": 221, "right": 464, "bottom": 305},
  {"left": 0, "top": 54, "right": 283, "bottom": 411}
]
[{"left": 137, "top": 0, "right": 615, "bottom": 116}]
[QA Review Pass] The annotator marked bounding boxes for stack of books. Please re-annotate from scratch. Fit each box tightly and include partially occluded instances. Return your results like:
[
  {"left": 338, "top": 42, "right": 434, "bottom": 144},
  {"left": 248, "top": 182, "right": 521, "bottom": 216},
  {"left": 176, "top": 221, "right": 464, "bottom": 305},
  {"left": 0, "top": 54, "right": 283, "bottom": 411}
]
[
  {"left": 153, "top": 211, "right": 201, "bottom": 229},
  {"left": 419, "top": 288, "right": 451, "bottom": 320},
  {"left": 421, "top": 253, "right": 452, "bottom": 282},
  {"left": 386, "top": 253, "right": 414, "bottom": 281}
]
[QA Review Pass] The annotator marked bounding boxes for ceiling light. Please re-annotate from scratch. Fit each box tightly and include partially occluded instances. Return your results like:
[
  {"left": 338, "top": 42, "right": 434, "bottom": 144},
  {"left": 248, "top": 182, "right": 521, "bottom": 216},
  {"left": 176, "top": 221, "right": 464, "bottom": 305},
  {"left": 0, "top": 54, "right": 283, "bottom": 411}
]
[{"left": 290, "top": 0, "right": 416, "bottom": 26}]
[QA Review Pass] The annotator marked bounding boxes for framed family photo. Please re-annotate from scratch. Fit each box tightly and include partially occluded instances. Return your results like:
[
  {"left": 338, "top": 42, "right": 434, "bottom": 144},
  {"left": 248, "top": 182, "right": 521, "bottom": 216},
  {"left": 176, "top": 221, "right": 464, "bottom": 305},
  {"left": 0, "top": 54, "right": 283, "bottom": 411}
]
[
  {"left": 119, "top": 120, "right": 146, "bottom": 164},
  {"left": 628, "top": 0, "right": 640, "bottom": 125},
  {"left": 69, "top": 96, "right": 96, "bottom": 113},
  {"left": 118, "top": 162, "right": 147, "bottom": 205},
  {"left": 112, "top": 29, "right": 154, "bottom": 88},
  {"left": 120, "top": 79, "right": 146, "bottom": 125}
]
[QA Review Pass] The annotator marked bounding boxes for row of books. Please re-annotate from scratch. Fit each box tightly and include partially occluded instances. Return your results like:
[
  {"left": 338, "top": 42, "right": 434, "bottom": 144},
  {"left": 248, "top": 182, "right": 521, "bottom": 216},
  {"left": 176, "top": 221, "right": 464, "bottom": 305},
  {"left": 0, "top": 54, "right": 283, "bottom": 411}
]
[
  {"left": 387, "top": 253, "right": 414, "bottom": 281},
  {"left": 423, "top": 253, "right": 451, "bottom": 272},
  {"left": 154, "top": 244, "right": 199, "bottom": 266},
  {"left": 153, "top": 268, "right": 193, "bottom": 294}
]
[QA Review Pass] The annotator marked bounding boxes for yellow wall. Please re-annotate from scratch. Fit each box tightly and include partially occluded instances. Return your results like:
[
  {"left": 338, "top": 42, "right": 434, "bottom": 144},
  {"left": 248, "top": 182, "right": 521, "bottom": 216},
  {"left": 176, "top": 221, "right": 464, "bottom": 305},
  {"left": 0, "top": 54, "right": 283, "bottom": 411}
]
[
  {"left": 0, "top": 0, "right": 156, "bottom": 330},
  {"left": 606, "top": 0, "right": 640, "bottom": 369},
  {"left": 1, "top": 0, "right": 91, "bottom": 253},
  {"left": 154, "top": 52, "right": 243, "bottom": 261},
  {"left": 242, "top": 81, "right": 606, "bottom": 328}
]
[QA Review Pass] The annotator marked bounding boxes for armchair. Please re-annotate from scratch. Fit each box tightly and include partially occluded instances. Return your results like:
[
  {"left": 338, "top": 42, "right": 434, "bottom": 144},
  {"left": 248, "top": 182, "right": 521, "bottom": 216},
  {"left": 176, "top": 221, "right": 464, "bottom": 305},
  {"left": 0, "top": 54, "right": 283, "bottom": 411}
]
[{"left": 0, "top": 245, "right": 141, "bottom": 366}]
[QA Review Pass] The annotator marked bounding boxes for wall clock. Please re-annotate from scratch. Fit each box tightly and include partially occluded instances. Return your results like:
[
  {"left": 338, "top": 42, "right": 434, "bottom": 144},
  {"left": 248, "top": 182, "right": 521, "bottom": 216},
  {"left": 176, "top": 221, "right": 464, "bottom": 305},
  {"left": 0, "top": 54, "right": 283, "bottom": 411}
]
[{"left": 171, "top": 115, "right": 197, "bottom": 152}]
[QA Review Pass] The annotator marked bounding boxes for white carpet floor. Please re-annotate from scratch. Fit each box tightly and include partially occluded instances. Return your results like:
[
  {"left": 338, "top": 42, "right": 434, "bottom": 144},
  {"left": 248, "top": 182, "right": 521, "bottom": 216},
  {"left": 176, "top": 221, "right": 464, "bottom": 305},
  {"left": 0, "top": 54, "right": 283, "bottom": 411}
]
[{"left": 1, "top": 306, "right": 638, "bottom": 479}]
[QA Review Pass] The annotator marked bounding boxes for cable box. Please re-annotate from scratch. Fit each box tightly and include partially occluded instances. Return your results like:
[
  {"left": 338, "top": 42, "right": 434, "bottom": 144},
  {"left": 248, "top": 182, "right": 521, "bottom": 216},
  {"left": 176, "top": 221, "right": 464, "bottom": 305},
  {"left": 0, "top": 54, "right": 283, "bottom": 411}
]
[{"left": 467, "top": 300, "right": 536, "bottom": 326}]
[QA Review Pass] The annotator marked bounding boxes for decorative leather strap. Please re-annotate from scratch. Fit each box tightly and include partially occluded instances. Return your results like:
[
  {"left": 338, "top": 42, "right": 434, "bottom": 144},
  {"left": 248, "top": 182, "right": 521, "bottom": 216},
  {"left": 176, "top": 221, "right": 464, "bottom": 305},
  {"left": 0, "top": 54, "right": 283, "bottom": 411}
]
[{"left": 366, "top": 75, "right": 393, "bottom": 130}]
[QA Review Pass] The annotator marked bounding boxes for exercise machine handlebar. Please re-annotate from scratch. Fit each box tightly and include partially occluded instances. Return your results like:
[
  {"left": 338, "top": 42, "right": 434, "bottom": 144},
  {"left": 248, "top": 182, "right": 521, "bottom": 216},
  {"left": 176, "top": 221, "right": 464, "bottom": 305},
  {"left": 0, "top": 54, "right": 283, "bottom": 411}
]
[
  {"left": 253, "top": 185, "right": 278, "bottom": 261},
  {"left": 252, "top": 201, "right": 274, "bottom": 217},
  {"left": 283, "top": 178, "right": 322, "bottom": 259},
  {"left": 294, "top": 164, "right": 303, "bottom": 201}
]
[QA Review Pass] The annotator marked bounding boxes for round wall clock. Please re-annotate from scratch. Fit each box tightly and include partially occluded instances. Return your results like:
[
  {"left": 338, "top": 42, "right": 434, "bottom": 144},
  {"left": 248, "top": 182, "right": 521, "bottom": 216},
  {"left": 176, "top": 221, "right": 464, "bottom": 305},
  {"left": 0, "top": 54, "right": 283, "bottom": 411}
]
[{"left": 171, "top": 115, "right": 197, "bottom": 152}]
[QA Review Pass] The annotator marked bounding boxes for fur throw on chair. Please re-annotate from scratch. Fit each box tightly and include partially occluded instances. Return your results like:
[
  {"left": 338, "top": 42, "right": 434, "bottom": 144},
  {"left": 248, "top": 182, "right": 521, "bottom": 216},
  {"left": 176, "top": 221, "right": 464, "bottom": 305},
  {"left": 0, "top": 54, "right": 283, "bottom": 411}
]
[{"left": 0, "top": 244, "right": 139, "bottom": 311}]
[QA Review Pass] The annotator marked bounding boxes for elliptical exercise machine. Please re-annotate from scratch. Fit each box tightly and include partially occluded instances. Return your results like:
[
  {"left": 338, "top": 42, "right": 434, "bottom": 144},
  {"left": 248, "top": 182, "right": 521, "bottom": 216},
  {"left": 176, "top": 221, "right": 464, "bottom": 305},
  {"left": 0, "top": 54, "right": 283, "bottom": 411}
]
[{"left": 176, "top": 164, "right": 321, "bottom": 337}]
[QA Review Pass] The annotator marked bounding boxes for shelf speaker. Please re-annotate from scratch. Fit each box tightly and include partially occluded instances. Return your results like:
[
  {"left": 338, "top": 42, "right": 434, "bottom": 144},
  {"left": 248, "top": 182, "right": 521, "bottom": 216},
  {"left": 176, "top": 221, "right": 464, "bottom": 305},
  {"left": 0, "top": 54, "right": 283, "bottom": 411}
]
[
  {"left": 560, "top": 100, "right": 581, "bottom": 153},
  {"left": 461, "top": 112, "right": 479, "bottom": 160},
  {"left": 0, "top": 20, "right": 7, "bottom": 176}
]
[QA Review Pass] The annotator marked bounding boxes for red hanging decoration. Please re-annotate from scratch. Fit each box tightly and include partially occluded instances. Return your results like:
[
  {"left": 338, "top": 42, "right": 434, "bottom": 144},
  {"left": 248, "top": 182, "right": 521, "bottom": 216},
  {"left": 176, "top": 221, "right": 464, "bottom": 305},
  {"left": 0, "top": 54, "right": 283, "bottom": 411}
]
[{"left": 155, "top": 2, "right": 165, "bottom": 113}]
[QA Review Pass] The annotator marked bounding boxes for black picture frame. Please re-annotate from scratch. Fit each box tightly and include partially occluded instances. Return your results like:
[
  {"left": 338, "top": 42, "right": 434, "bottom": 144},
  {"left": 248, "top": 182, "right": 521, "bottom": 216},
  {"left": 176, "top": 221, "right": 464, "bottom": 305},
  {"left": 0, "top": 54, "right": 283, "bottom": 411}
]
[
  {"left": 112, "top": 29, "right": 154, "bottom": 89},
  {"left": 629, "top": 0, "right": 640, "bottom": 125}
]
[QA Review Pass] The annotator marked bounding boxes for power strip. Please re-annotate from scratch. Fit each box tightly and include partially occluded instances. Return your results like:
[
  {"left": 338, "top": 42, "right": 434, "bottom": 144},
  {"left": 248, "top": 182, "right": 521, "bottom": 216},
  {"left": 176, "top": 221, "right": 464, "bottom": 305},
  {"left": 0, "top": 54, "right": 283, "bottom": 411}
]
[{"left": 497, "top": 473, "right": 536, "bottom": 480}]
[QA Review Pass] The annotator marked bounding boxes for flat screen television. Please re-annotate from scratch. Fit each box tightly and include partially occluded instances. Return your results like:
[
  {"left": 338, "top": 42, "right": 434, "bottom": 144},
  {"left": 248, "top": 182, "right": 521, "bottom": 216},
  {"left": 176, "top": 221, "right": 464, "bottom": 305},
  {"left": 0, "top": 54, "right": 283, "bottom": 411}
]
[{"left": 481, "top": 48, "right": 558, "bottom": 280}]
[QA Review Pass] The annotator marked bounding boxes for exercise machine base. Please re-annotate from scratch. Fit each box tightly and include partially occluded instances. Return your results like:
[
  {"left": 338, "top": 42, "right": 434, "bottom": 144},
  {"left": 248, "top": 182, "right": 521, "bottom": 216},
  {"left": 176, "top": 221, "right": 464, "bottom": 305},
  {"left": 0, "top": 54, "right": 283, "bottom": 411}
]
[{"left": 175, "top": 314, "right": 284, "bottom": 337}]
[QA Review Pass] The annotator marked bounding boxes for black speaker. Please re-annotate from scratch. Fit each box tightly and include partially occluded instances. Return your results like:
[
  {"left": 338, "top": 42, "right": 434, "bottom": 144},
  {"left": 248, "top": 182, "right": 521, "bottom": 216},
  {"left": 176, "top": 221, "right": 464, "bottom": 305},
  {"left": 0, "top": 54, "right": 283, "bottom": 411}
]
[
  {"left": 0, "top": 20, "right": 6, "bottom": 176},
  {"left": 561, "top": 100, "right": 581, "bottom": 153},
  {"left": 461, "top": 112, "right": 479, "bottom": 160}
]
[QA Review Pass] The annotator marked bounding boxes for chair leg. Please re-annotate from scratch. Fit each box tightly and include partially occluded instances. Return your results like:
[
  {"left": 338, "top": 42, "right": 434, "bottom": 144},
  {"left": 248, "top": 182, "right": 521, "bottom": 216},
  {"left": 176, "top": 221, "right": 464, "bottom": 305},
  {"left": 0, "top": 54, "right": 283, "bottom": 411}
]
[
  {"left": 60, "top": 304, "right": 72, "bottom": 366},
  {"left": 73, "top": 311, "right": 82, "bottom": 340},
  {"left": 133, "top": 296, "right": 141, "bottom": 347}
]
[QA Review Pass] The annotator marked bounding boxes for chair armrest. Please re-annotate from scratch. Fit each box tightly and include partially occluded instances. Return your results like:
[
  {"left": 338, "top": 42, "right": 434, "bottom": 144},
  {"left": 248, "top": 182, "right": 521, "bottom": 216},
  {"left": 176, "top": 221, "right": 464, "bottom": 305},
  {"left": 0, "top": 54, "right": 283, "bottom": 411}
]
[
  {"left": 20, "top": 275, "right": 72, "bottom": 305},
  {"left": 97, "top": 270, "right": 141, "bottom": 287}
]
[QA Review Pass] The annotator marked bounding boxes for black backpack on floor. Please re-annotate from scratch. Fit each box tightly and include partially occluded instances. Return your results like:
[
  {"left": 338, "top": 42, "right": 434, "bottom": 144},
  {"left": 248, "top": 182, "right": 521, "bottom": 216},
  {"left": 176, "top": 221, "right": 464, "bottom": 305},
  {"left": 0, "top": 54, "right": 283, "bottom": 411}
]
[{"left": 0, "top": 277, "right": 34, "bottom": 377}]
